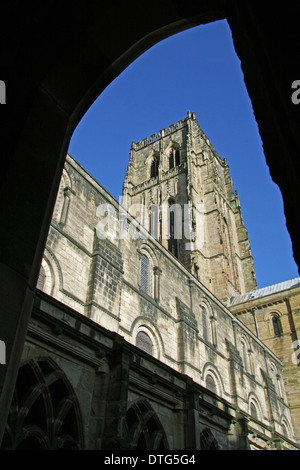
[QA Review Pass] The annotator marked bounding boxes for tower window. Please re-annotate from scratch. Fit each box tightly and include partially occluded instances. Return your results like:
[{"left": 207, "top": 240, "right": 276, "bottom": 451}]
[
  {"left": 150, "top": 156, "right": 159, "bottom": 178},
  {"left": 169, "top": 149, "right": 180, "bottom": 170},
  {"left": 169, "top": 151, "right": 174, "bottom": 169}
]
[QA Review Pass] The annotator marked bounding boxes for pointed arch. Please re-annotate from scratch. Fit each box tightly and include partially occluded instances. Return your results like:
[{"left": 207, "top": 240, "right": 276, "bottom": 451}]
[
  {"left": 150, "top": 152, "right": 160, "bottom": 179},
  {"left": 164, "top": 141, "right": 181, "bottom": 171},
  {"left": 123, "top": 399, "right": 169, "bottom": 450},
  {"left": 200, "top": 428, "right": 219, "bottom": 450},
  {"left": 1, "top": 357, "right": 84, "bottom": 450}
]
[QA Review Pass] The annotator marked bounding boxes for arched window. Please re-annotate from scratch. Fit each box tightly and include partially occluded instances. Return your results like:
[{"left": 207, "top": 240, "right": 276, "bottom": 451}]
[
  {"left": 35, "top": 255, "right": 56, "bottom": 296},
  {"left": 205, "top": 374, "right": 217, "bottom": 394},
  {"left": 250, "top": 401, "right": 258, "bottom": 420},
  {"left": 169, "top": 148, "right": 180, "bottom": 170},
  {"left": 140, "top": 254, "right": 149, "bottom": 293},
  {"left": 139, "top": 246, "right": 159, "bottom": 299},
  {"left": 136, "top": 331, "right": 153, "bottom": 355},
  {"left": 123, "top": 400, "right": 169, "bottom": 450},
  {"left": 1, "top": 358, "right": 84, "bottom": 450},
  {"left": 169, "top": 151, "right": 174, "bottom": 170},
  {"left": 272, "top": 315, "right": 283, "bottom": 337},
  {"left": 248, "top": 395, "right": 262, "bottom": 422},
  {"left": 281, "top": 418, "right": 292, "bottom": 440},
  {"left": 200, "top": 429, "right": 218, "bottom": 450}
]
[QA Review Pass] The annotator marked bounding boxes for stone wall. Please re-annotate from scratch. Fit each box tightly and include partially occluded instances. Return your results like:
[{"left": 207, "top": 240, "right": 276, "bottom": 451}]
[
  {"left": 4, "top": 290, "right": 295, "bottom": 450},
  {"left": 230, "top": 282, "right": 300, "bottom": 443},
  {"left": 33, "top": 153, "right": 297, "bottom": 447}
]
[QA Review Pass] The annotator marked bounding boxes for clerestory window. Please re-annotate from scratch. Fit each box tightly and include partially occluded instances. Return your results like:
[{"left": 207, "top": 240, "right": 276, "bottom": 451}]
[
  {"left": 136, "top": 331, "right": 153, "bottom": 355},
  {"left": 272, "top": 315, "right": 283, "bottom": 337}
]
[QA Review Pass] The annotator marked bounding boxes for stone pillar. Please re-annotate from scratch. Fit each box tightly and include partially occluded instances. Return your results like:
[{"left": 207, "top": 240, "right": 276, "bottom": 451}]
[
  {"left": 228, "top": 414, "right": 251, "bottom": 450},
  {"left": 153, "top": 266, "right": 162, "bottom": 302},
  {"left": 88, "top": 356, "right": 110, "bottom": 450},
  {"left": 252, "top": 308, "right": 260, "bottom": 338},
  {"left": 101, "top": 335, "right": 132, "bottom": 450},
  {"left": 261, "top": 365, "right": 278, "bottom": 431},
  {"left": 0, "top": 91, "right": 69, "bottom": 444},
  {"left": 176, "top": 297, "right": 199, "bottom": 375},
  {"left": 226, "top": 339, "right": 244, "bottom": 407},
  {"left": 184, "top": 377, "right": 200, "bottom": 450}
]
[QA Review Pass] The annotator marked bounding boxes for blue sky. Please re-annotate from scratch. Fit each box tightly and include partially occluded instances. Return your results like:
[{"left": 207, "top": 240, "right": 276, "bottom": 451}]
[{"left": 68, "top": 19, "right": 299, "bottom": 289}]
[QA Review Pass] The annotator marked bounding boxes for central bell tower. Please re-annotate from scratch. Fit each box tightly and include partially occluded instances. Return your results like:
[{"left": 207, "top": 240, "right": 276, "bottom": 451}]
[{"left": 122, "top": 111, "right": 257, "bottom": 303}]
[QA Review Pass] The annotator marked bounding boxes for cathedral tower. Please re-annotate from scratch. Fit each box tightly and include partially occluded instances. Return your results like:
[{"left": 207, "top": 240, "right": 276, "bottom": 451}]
[{"left": 122, "top": 112, "right": 257, "bottom": 303}]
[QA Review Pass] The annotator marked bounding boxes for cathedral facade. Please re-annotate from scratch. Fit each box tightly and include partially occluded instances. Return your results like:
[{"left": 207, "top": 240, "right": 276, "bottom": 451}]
[{"left": 3, "top": 113, "right": 299, "bottom": 450}]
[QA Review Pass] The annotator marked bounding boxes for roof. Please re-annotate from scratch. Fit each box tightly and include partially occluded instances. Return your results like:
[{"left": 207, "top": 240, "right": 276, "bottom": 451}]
[{"left": 229, "top": 277, "right": 300, "bottom": 306}]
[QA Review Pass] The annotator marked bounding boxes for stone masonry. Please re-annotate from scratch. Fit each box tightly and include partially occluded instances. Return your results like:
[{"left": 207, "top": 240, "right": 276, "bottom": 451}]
[{"left": 3, "top": 113, "right": 299, "bottom": 450}]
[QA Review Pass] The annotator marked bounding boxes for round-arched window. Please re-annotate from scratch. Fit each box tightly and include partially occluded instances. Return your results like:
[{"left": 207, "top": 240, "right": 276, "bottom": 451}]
[
  {"left": 272, "top": 315, "right": 283, "bottom": 337},
  {"left": 205, "top": 373, "right": 217, "bottom": 394},
  {"left": 136, "top": 331, "right": 153, "bottom": 355}
]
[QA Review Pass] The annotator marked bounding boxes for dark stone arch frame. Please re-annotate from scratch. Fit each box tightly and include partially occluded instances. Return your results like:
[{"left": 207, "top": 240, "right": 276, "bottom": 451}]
[{"left": 1, "top": 1, "right": 299, "bottom": 444}]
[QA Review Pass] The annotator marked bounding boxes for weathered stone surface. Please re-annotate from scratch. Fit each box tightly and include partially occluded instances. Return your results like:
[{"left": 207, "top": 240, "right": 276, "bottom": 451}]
[{"left": 15, "top": 115, "right": 297, "bottom": 449}]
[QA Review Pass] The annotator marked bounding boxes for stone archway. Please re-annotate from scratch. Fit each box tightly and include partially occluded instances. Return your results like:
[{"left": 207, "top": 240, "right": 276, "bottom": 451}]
[
  {"left": 200, "top": 428, "right": 219, "bottom": 450},
  {"left": 123, "top": 399, "right": 169, "bottom": 450},
  {"left": 1, "top": 357, "right": 84, "bottom": 450},
  {"left": 1, "top": 2, "right": 300, "bottom": 445}
]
